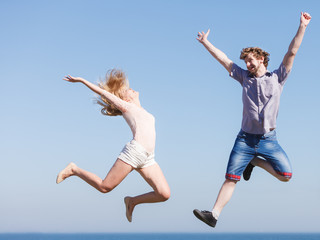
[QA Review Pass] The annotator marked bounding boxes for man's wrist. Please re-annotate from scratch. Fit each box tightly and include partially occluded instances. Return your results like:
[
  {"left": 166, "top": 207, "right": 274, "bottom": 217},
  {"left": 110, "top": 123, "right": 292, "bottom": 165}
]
[
  {"left": 299, "top": 22, "right": 308, "bottom": 28},
  {"left": 201, "top": 39, "right": 210, "bottom": 46}
]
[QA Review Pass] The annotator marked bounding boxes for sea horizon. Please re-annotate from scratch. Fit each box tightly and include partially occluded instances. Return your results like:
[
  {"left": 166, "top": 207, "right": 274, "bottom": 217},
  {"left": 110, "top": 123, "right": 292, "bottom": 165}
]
[{"left": 1, "top": 232, "right": 320, "bottom": 240}]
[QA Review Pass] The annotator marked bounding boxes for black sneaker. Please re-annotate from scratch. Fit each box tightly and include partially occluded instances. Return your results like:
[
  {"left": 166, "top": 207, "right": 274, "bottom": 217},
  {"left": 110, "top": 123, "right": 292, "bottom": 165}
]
[
  {"left": 243, "top": 163, "right": 255, "bottom": 181},
  {"left": 193, "top": 209, "right": 217, "bottom": 228}
]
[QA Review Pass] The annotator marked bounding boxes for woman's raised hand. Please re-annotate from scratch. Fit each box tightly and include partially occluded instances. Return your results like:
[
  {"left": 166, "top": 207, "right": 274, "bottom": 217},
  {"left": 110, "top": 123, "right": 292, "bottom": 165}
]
[{"left": 63, "top": 75, "right": 85, "bottom": 83}]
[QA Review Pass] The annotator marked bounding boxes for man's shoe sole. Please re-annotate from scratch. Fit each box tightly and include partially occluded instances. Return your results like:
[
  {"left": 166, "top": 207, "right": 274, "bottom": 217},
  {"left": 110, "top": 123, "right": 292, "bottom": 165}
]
[{"left": 193, "top": 209, "right": 216, "bottom": 228}]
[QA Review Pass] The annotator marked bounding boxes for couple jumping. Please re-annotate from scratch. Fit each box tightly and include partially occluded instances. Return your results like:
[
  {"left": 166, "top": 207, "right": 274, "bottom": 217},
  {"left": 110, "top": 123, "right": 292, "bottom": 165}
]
[{"left": 57, "top": 12, "right": 311, "bottom": 227}]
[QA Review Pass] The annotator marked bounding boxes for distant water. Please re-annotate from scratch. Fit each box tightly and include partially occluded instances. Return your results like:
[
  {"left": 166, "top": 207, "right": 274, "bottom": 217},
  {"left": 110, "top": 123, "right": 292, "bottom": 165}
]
[{"left": 0, "top": 233, "right": 319, "bottom": 240}]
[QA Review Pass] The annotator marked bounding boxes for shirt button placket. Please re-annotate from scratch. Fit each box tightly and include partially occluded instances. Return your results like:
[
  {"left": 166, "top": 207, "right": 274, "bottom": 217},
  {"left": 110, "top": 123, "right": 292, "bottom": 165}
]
[{"left": 257, "top": 79, "right": 262, "bottom": 123}]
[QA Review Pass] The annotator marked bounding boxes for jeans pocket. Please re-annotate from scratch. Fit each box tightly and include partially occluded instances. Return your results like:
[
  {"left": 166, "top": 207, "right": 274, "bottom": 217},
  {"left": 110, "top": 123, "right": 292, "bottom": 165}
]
[
  {"left": 263, "top": 130, "right": 276, "bottom": 140},
  {"left": 237, "top": 130, "right": 246, "bottom": 139}
]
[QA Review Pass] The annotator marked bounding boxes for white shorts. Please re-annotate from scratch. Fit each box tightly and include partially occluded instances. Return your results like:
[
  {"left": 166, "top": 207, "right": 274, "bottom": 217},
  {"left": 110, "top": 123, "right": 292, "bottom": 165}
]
[{"left": 118, "top": 140, "right": 156, "bottom": 168}]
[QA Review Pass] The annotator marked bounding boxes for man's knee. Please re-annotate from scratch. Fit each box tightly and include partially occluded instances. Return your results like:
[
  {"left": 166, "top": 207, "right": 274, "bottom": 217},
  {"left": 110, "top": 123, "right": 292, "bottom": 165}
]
[
  {"left": 277, "top": 172, "right": 292, "bottom": 182},
  {"left": 278, "top": 174, "right": 291, "bottom": 182},
  {"left": 279, "top": 177, "right": 291, "bottom": 182}
]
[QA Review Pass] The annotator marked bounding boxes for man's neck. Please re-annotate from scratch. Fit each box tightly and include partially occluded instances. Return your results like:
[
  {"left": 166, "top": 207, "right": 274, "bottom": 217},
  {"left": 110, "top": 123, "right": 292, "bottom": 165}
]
[{"left": 254, "top": 65, "right": 267, "bottom": 78}]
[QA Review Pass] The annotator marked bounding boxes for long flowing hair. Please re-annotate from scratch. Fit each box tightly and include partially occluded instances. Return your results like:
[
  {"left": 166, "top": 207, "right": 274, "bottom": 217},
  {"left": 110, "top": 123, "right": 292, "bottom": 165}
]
[{"left": 96, "top": 69, "right": 128, "bottom": 116}]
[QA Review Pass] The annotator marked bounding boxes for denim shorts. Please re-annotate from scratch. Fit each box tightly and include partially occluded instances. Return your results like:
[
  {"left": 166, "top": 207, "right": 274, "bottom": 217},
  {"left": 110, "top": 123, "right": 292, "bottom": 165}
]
[{"left": 226, "top": 129, "right": 292, "bottom": 181}]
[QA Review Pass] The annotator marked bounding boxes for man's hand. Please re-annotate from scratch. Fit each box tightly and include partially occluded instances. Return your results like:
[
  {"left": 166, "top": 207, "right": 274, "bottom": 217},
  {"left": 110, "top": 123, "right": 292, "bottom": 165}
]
[
  {"left": 196, "top": 28, "right": 232, "bottom": 73},
  {"left": 282, "top": 12, "right": 311, "bottom": 72},
  {"left": 197, "top": 29, "right": 210, "bottom": 44},
  {"left": 301, "top": 12, "right": 311, "bottom": 27}
]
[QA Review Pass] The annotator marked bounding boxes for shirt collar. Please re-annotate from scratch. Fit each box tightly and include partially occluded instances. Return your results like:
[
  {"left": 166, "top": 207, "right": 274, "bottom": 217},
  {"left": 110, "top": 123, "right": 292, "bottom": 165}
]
[{"left": 249, "top": 70, "right": 271, "bottom": 78}]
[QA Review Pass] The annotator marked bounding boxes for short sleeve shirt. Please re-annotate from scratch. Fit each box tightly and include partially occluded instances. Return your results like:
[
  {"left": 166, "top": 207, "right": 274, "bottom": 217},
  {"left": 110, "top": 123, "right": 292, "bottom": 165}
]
[{"left": 230, "top": 62, "right": 290, "bottom": 134}]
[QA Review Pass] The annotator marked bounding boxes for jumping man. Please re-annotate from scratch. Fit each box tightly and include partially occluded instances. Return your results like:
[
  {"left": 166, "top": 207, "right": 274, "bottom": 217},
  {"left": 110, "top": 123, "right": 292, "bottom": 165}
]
[{"left": 193, "top": 12, "right": 311, "bottom": 228}]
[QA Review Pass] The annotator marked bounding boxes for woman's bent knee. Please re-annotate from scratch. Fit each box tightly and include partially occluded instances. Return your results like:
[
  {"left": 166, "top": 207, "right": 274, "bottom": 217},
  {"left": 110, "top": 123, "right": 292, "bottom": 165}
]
[
  {"left": 100, "top": 184, "right": 115, "bottom": 194},
  {"left": 157, "top": 189, "right": 171, "bottom": 201},
  {"left": 162, "top": 191, "right": 171, "bottom": 201}
]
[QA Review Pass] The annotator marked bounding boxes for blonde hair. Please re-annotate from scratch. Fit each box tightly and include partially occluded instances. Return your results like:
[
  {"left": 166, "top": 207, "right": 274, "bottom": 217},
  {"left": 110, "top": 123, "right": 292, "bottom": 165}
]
[
  {"left": 240, "top": 47, "right": 270, "bottom": 67},
  {"left": 96, "top": 69, "right": 128, "bottom": 116}
]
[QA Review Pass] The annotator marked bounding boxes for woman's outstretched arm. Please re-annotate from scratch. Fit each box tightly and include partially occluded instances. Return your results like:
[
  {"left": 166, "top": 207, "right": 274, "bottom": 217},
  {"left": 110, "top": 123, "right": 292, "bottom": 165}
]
[
  {"left": 63, "top": 75, "right": 128, "bottom": 112},
  {"left": 63, "top": 75, "right": 105, "bottom": 95}
]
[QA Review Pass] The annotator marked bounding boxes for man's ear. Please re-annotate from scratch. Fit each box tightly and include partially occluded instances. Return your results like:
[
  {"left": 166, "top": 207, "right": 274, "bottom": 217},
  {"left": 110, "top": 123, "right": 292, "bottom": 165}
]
[{"left": 259, "top": 56, "right": 264, "bottom": 64}]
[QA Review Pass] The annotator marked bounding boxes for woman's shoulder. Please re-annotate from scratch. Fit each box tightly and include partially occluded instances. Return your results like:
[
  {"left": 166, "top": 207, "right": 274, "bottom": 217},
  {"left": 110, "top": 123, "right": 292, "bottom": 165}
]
[{"left": 127, "top": 104, "right": 154, "bottom": 117}]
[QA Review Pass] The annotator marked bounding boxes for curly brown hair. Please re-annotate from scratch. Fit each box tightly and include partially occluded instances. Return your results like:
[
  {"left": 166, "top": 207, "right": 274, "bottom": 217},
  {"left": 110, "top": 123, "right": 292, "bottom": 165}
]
[
  {"left": 96, "top": 69, "right": 128, "bottom": 116},
  {"left": 240, "top": 47, "right": 270, "bottom": 67}
]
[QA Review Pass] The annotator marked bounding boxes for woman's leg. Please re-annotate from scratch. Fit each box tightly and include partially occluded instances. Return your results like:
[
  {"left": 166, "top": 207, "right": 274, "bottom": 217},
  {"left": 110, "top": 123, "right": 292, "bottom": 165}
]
[
  {"left": 56, "top": 159, "right": 134, "bottom": 193},
  {"left": 124, "top": 163, "right": 170, "bottom": 222}
]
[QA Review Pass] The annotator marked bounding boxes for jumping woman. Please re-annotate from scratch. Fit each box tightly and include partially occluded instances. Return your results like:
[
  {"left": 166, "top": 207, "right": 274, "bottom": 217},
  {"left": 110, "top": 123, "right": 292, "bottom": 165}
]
[{"left": 56, "top": 69, "right": 170, "bottom": 222}]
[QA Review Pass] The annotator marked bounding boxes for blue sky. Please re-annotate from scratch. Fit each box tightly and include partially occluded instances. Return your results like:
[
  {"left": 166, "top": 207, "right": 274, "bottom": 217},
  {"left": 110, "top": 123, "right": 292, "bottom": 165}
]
[{"left": 0, "top": 0, "right": 319, "bottom": 233}]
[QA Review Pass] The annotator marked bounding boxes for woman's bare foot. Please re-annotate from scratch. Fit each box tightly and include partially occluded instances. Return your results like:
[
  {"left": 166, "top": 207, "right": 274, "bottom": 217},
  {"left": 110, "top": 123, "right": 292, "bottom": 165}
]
[
  {"left": 56, "top": 162, "right": 76, "bottom": 184},
  {"left": 124, "top": 196, "right": 134, "bottom": 222}
]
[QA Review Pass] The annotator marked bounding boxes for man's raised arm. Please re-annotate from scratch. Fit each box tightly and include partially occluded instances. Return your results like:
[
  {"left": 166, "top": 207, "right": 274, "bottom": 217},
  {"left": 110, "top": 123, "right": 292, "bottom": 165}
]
[
  {"left": 282, "top": 12, "right": 311, "bottom": 72},
  {"left": 197, "top": 29, "right": 233, "bottom": 74}
]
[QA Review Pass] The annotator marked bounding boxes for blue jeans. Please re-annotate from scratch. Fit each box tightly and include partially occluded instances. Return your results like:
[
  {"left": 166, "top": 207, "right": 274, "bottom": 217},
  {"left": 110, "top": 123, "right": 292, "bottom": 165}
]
[{"left": 226, "top": 129, "right": 292, "bottom": 181}]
